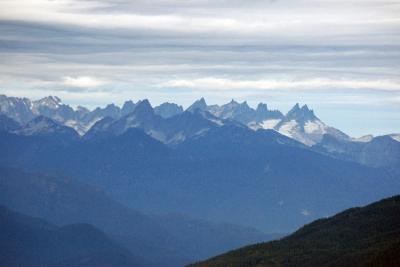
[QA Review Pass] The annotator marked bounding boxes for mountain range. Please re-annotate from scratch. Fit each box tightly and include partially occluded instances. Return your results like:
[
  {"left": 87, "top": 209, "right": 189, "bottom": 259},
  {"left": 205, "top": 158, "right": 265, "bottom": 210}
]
[
  {"left": 3, "top": 94, "right": 395, "bottom": 146},
  {"left": 0, "top": 166, "right": 272, "bottom": 266},
  {"left": 0, "top": 94, "right": 399, "bottom": 266},
  {"left": 0, "top": 95, "right": 399, "bottom": 231},
  {"left": 1, "top": 94, "right": 399, "bottom": 171}
]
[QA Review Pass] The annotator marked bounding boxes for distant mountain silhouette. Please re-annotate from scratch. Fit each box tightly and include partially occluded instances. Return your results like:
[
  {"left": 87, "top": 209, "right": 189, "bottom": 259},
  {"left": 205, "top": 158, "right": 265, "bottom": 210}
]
[
  {"left": 0, "top": 166, "right": 269, "bottom": 266},
  {"left": 0, "top": 205, "right": 141, "bottom": 267},
  {"left": 314, "top": 134, "right": 400, "bottom": 169},
  {"left": 85, "top": 107, "right": 223, "bottom": 144}
]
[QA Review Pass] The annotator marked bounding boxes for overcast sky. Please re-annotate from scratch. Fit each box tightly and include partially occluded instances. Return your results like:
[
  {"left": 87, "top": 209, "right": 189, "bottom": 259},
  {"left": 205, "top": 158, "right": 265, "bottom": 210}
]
[{"left": 0, "top": 0, "right": 399, "bottom": 136}]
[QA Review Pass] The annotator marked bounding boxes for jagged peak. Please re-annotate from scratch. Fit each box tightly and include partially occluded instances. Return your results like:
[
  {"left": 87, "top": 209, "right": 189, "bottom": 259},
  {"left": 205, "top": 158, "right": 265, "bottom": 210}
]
[
  {"left": 237, "top": 101, "right": 252, "bottom": 111},
  {"left": 220, "top": 99, "right": 239, "bottom": 109},
  {"left": 136, "top": 99, "right": 152, "bottom": 107},
  {"left": 286, "top": 103, "right": 317, "bottom": 122},
  {"left": 187, "top": 97, "right": 208, "bottom": 112},
  {"left": 41, "top": 95, "right": 61, "bottom": 102},
  {"left": 39, "top": 96, "right": 61, "bottom": 104},
  {"left": 134, "top": 99, "right": 153, "bottom": 114},
  {"left": 0, "top": 95, "right": 32, "bottom": 106},
  {"left": 157, "top": 102, "right": 182, "bottom": 108},
  {"left": 155, "top": 102, "right": 183, "bottom": 111},
  {"left": 301, "top": 104, "right": 311, "bottom": 111},
  {"left": 301, "top": 104, "right": 315, "bottom": 115},
  {"left": 121, "top": 100, "right": 136, "bottom": 114},
  {"left": 291, "top": 103, "right": 301, "bottom": 111},
  {"left": 76, "top": 105, "right": 89, "bottom": 112},
  {"left": 33, "top": 96, "right": 62, "bottom": 109},
  {"left": 154, "top": 102, "right": 183, "bottom": 118},
  {"left": 122, "top": 100, "right": 135, "bottom": 107},
  {"left": 195, "top": 97, "right": 207, "bottom": 106},
  {"left": 256, "top": 103, "right": 268, "bottom": 112}
]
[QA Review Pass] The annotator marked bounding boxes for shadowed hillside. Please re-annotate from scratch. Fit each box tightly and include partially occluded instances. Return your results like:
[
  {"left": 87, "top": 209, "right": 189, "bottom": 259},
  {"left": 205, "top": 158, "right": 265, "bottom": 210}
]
[
  {"left": 0, "top": 205, "right": 141, "bottom": 267},
  {"left": 0, "top": 166, "right": 269, "bottom": 266},
  {"left": 190, "top": 195, "right": 400, "bottom": 267}
]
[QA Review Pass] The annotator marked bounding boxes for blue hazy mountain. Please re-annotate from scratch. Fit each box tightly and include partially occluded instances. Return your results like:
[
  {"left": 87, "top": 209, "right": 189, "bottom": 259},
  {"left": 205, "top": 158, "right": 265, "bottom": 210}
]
[
  {"left": 314, "top": 134, "right": 400, "bottom": 169},
  {"left": 15, "top": 115, "right": 80, "bottom": 140},
  {"left": 0, "top": 95, "right": 399, "bottom": 266},
  {"left": 121, "top": 100, "right": 137, "bottom": 116},
  {"left": 154, "top": 102, "right": 184, "bottom": 118},
  {"left": 0, "top": 113, "right": 20, "bottom": 132},
  {"left": 187, "top": 98, "right": 284, "bottom": 126},
  {"left": 0, "top": 166, "right": 269, "bottom": 266},
  {"left": 2, "top": 94, "right": 397, "bottom": 148},
  {"left": 0, "top": 112, "right": 398, "bottom": 233},
  {"left": 0, "top": 205, "right": 142, "bottom": 267},
  {"left": 85, "top": 101, "right": 224, "bottom": 145}
]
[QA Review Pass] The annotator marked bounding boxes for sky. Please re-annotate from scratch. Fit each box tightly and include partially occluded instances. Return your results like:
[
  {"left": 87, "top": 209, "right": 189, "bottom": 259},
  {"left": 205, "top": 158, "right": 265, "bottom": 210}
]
[{"left": 0, "top": 0, "right": 399, "bottom": 137}]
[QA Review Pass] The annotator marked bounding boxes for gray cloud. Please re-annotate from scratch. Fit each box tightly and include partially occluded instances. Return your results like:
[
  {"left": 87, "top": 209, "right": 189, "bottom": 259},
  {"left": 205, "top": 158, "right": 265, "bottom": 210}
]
[
  {"left": 1, "top": 0, "right": 399, "bottom": 44},
  {"left": 0, "top": 0, "right": 399, "bottom": 136}
]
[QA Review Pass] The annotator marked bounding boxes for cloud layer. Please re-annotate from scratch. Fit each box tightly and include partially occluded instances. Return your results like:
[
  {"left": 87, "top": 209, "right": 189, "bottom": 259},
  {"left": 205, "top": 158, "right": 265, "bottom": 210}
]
[
  {"left": 63, "top": 76, "right": 108, "bottom": 88},
  {"left": 162, "top": 78, "right": 400, "bottom": 91},
  {"left": 0, "top": 0, "right": 399, "bottom": 136}
]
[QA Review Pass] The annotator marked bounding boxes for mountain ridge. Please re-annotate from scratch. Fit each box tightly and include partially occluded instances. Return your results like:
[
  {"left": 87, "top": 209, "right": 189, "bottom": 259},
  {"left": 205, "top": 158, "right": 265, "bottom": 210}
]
[
  {"left": 0, "top": 115, "right": 398, "bottom": 233},
  {"left": 0, "top": 166, "right": 270, "bottom": 266},
  {"left": 0, "top": 94, "right": 361, "bottom": 145},
  {"left": 0, "top": 205, "right": 142, "bottom": 267}
]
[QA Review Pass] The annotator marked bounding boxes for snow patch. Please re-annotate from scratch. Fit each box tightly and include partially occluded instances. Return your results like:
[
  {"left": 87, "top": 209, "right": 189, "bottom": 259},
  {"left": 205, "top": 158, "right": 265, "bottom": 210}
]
[
  {"left": 389, "top": 134, "right": 400, "bottom": 142},
  {"left": 353, "top": 135, "right": 374, "bottom": 142},
  {"left": 208, "top": 117, "right": 224, "bottom": 126},
  {"left": 247, "top": 121, "right": 261, "bottom": 131},
  {"left": 304, "top": 120, "right": 327, "bottom": 134},
  {"left": 64, "top": 117, "right": 103, "bottom": 136},
  {"left": 277, "top": 120, "right": 297, "bottom": 138},
  {"left": 260, "top": 119, "right": 281, "bottom": 129}
]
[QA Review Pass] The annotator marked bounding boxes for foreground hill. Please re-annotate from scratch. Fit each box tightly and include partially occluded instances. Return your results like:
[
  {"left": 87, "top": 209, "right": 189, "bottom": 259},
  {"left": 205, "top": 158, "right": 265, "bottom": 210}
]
[
  {"left": 0, "top": 205, "right": 140, "bottom": 267},
  {"left": 190, "top": 195, "right": 400, "bottom": 267}
]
